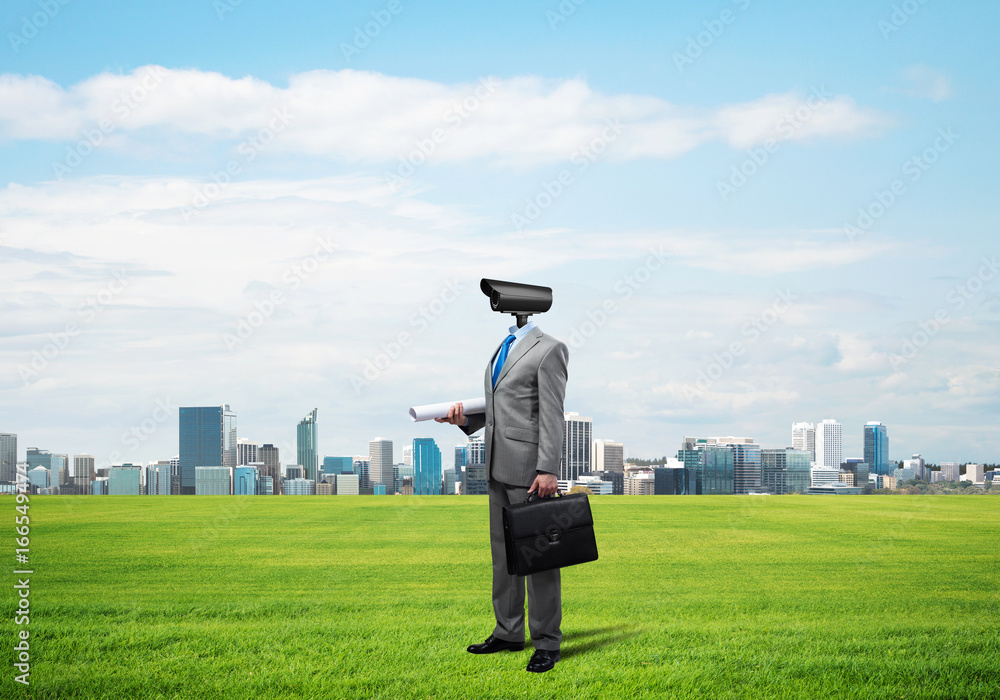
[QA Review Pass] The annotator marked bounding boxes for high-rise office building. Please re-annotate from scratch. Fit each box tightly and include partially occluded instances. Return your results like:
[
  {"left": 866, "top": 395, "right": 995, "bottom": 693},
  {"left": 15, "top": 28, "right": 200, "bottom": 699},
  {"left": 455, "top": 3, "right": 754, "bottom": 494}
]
[
  {"left": 840, "top": 459, "right": 871, "bottom": 489},
  {"left": 403, "top": 445, "right": 413, "bottom": 466},
  {"left": 237, "top": 438, "right": 259, "bottom": 466},
  {"left": 257, "top": 444, "right": 279, "bottom": 495},
  {"left": 678, "top": 438, "right": 735, "bottom": 494},
  {"left": 179, "top": 405, "right": 236, "bottom": 494},
  {"left": 0, "top": 433, "right": 16, "bottom": 483},
  {"left": 27, "top": 447, "right": 61, "bottom": 471},
  {"left": 234, "top": 466, "right": 259, "bottom": 495},
  {"left": 354, "top": 459, "right": 370, "bottom": 488},
  {"left": 369, "top": 438, "right": 393, "bottom": 492},
  {"left": 464, "top": 436, "right": 487, "bottom": 495},
  {"left": 108, "top": 466, "right": 142, "bottom": 495},
  {"left": 454, "top": 445, "right": 466, "bottom": 483},
  {"left": 863, "top": 421, "right": 890, "bottom": 475},
  {"left": 413, "top": 438, "right": 442, "bottom": 495},
  {"left": 939, "top": 462, "right": 960, "bottom": 482},
  {"left": 323, "top": 456, "right": 354, "bottom": 475},
  {"left": 708, "top": 437, "right": 761, "bottom": 494},
  {"left": 297, "top": 408, "right": 318, "bottom": 482},
  {"left": 761, "top": 448, "right": 812, "bottom": 494},
  {"left": 791, "top": 423, "right": 816, "bottom": 462},
  {"left": 561, "top": 412, "right": 592, "bottom": 481},
  {"left": 145, "top": 462, "right": 171, "bottom": 495},
  {"left": 29, "top": 466, "right": 51, "bottom": 491},
  {"left": 815, "top": 419, "right": 842, "bottom": 469},
  {"left": 593, "top": 439, "right": 624, "bottom": 473},
  {"left": 73, "top": 454, "right": 96, "bottom": 494},
  {"left": 903, "top": 454, "right": 926, "bottom": 481},
  {"left": 195, "top": 466, "right": 232, "bottom": 495}
]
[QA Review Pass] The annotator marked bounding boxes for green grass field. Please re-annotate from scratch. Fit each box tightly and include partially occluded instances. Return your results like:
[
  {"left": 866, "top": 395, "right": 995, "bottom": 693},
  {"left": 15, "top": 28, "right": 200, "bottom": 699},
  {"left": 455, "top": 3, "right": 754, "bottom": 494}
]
[{"left": 4, "top": 495, "right": 999, "bottom": 699}]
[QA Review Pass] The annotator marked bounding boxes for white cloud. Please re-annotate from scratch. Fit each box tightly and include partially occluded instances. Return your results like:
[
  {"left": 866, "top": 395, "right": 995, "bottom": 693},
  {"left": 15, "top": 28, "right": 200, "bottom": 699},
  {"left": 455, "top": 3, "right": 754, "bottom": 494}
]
[
  {"left": 901, "top": 65, "right": 953, "bottom": 102},
  {"left": 0, "top": 66, "right": 891, "bottom": 166}
]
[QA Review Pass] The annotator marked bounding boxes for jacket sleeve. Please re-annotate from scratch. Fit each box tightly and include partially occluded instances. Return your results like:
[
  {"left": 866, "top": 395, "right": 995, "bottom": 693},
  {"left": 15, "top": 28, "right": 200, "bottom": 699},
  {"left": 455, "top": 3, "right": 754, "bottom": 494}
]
[
  {"left": 535, "top": 340, "right": 569, "bottom": 476},
  {"left": 461, "top": 413, "right": 486, "bottom": 436}
]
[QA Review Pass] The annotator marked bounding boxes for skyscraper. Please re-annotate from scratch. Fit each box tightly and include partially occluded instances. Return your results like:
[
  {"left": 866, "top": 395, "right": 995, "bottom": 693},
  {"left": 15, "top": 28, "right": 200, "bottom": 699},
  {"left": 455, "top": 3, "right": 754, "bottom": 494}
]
[
  {"left": 297, "top": 408, "right": 318, "bottom": 482},
  {"left": 561, "top": 412, "right": 592, "bottom": 481},
  {"left": 708, "top": 437, "right": 761, "bottom": 494},
  {"left": 761, "top": 448, "right": 812, "bottom": 494},
  {"left": 74, "top": 454, "right": 95, "bottom": 493},
  {"left": 454, "top": 444, "right": 466, "bottom": 483},
  {"left": 323, "top": 456, "right": 354, "bottom": 475},
  {"left": 678, "top": 438, "right": 734, "bottom": 495},
  {"left": 464, "top": 436, "right": 487, "bottom": 495},
  {"left": 0, "top": 433, "right": 16, "bottom": 483},
  {"left": 815, "top": 419, "right": 842, "bottom": 469},
  {"left": 259, "top": 444, "right": 280, "bottom": 495},
  {"left": 592, "top": 439, "right": 624, "bottom": 473},
  {"left": 791, "top": 422, "right": 816, "bottom": 462},
  {"left": 863, "top": 421, "right": 890, "bottom": 475},
  {"left": 369, "top": 438, "right": 393, "bottom": 493},
  {"left": 412, "top": 437, "right": 442, "bottom": 495},
  {"left": 237, "top": 438, "right": 259, "bottom": 467},
  {"left": 178, "top": 405, "right": 237, "bottom": 494}
]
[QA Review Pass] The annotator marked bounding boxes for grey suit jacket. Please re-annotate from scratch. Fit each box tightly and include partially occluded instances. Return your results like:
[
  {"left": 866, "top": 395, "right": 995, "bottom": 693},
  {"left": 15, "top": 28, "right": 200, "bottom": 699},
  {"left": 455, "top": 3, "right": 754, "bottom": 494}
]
[{"left": 462, "top": 326, "right": 569, "bottom": 487}]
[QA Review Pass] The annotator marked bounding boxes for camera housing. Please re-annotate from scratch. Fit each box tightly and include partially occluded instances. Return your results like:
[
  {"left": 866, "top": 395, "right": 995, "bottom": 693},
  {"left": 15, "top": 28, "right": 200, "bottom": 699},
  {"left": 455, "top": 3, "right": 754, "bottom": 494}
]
[{"left": 480, "top": 278, "right": 553, "bottom": 326}]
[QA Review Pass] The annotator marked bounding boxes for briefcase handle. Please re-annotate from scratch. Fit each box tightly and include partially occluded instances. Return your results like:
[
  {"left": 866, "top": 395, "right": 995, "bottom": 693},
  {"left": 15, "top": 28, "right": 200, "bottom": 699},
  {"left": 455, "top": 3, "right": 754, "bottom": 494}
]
[{"left": 525, "top": 488, "right": 564, "bottom": 503}]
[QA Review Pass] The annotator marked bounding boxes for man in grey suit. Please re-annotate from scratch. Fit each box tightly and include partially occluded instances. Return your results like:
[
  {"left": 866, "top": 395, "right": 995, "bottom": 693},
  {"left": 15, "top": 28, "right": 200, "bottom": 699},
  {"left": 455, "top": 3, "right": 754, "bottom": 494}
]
[{"left": 437, "top": 284, "right": 568, "bottom": 674}]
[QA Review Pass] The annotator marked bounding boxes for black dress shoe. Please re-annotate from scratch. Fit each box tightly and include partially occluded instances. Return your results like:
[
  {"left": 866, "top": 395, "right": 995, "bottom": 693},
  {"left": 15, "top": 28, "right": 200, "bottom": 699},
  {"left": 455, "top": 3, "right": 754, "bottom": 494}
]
[
  {"left": 466, "top": 635, "right": 525, "bottom": 654},
  {"left": 526, "top": 649, "right": 560, "bottom": 673}
]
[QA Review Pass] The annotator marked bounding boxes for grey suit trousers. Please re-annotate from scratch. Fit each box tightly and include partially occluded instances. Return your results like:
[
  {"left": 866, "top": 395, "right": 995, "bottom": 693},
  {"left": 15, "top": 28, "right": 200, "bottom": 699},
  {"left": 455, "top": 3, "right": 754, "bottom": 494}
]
[{"left": 489, "top": 478, "right": 562, "bottom": 651}]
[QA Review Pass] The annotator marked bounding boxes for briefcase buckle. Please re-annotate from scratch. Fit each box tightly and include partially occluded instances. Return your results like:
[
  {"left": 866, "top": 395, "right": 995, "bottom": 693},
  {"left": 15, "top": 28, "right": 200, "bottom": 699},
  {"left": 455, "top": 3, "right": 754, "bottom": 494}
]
[{"left": 546, "top": 529, "right": 560, "bottom": 543}]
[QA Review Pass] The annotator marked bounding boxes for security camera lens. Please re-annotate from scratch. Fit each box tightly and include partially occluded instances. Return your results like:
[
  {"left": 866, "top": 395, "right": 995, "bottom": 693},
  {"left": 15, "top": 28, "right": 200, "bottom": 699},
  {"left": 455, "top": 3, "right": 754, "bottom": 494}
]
[{"left": 490, "top": 290, "right": 501, "bottom": 310}]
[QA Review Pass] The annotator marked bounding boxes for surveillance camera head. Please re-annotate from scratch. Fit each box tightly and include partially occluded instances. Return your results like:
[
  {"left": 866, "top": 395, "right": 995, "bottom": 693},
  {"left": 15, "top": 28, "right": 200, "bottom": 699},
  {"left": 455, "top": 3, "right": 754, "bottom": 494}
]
[{"left": 480, "top": 278, "right": 553, "bottom": 326}]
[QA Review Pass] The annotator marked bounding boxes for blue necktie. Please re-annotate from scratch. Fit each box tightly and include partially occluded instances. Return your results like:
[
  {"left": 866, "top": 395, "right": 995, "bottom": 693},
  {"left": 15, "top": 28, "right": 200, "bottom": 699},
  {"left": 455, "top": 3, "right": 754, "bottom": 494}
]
[{"left": 492, "top": 335, "right": 516, "bottom": 388}]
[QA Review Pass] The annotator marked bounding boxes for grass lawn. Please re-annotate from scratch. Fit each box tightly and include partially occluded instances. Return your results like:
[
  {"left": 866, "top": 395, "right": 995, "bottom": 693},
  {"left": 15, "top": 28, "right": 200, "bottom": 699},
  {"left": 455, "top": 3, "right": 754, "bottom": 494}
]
[{"left": 4, "top": 494, "right": 999, "bottom": 699}]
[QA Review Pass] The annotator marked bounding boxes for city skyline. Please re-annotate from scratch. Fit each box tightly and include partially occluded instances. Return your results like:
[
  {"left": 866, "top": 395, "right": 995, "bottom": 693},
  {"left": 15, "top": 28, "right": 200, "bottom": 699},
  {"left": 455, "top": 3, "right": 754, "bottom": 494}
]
[
  {"left": 2, "top": 2, "right": 998, "bottom": 465},
  {"left": 3, "top": 407, "right": 988, "bottom": 476}
]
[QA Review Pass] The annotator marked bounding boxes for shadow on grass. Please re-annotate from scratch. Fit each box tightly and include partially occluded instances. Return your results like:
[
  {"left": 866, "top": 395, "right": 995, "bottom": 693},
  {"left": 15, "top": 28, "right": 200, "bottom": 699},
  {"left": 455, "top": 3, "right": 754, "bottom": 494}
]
[{"left": 559, "top": 625, "right": 642, "bottom": 659}]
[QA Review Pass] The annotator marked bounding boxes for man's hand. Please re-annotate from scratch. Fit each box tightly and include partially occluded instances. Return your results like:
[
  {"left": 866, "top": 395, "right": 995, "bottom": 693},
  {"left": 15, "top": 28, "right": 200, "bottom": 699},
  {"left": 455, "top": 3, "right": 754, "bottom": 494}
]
[
  {"left": 529, "top": 472, "right": 558, "bottom": 498},
  {"left": 435, "top": 402, "right": 467, "bottom": 426}
]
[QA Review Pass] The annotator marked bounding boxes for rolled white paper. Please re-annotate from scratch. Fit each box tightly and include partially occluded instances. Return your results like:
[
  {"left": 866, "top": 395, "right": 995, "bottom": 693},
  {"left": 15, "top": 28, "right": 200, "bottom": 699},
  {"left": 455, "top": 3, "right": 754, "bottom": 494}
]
[{"left": 409, "top": 397, "right": 486, "bottom": 422}]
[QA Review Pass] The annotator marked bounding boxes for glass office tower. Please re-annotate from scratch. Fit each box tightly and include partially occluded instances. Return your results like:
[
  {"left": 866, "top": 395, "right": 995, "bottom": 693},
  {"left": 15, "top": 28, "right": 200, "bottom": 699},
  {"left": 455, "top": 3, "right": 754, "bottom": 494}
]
[
  {"left": 179, "top": 405, "right": 236, "bottom": 494},
  {"left": 297, "top": 408, "right": 318, "bottom": 482},
  {"left": 412, "top": 438, "right": 442, "bottom": 495},
  {"left": 864, "top": 421, "right": 890, "bottom": 475}
]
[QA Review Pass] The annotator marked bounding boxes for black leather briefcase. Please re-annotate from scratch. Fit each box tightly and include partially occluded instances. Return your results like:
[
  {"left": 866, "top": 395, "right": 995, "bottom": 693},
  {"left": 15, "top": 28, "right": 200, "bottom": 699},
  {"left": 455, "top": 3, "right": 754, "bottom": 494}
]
[{"left": 502, "top": 492, "right": 598, "bottom": 576}]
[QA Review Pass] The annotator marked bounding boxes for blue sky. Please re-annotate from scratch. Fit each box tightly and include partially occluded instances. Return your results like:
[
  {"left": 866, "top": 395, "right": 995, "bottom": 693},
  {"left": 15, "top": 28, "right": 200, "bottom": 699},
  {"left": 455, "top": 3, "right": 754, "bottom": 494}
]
[{"left": 2, "top": 0, "right": 998, "bottom": 469}]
